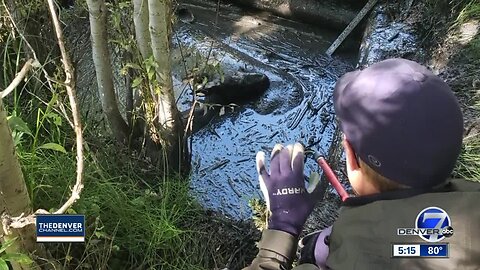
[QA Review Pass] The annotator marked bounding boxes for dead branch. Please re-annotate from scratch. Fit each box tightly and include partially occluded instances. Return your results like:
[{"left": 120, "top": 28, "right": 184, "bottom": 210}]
[
  {"left": 46, "top": 0, "right": 84, "bottom": 214},
  {"left": 184, "top": 99, "right": 198, "bottom": 139},
  {"left": 325, "top": 0, "right": 379, "bottom": 56},
  {"left": 0, "top": 59, "right": 35, "bottom": 98},
  {"left": 1, "top": 213, "right": 34, "bottom": 235}
]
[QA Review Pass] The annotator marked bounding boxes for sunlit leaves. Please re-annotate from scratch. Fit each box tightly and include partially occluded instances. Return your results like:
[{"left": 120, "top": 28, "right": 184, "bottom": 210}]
[{"left": 37, "top": 142, "right": 67, "bottom": 154}]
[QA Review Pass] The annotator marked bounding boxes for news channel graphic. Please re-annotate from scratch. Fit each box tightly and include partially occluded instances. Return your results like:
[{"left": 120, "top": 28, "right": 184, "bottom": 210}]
[
  {"left": 36, "top": 215, "right": 85, "bottom": 242},
  {"left": 397, "top": 207, "right": 454, "bottom": 242},
  {"left": 392, "top": 243, "right": 449, "bottom": 258},
  {"left": 392, "top": 207, "right": 453, "bottom": 258}
]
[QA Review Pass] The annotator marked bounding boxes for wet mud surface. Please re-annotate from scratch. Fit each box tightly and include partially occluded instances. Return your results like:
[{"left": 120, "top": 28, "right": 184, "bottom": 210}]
[
  {"left": 357, "top": 4, "right": 421, "bottom": 68},
  {"left": 175, "top": 0, "right": 356, "bottom": 220}
]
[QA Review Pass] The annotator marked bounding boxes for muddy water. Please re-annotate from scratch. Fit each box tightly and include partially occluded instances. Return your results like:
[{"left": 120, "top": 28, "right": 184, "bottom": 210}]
[{"left": 175, "top": 1, "right": 356, "bottom": 220}]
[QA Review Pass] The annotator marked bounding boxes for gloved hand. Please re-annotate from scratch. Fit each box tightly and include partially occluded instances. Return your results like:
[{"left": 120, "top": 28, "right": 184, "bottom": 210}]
[
  {"left": 298, "top": 226, "right": 332, "bottom": 269},
  {"left": 256, "top": 143, "right": 321, "bottom": 237}
]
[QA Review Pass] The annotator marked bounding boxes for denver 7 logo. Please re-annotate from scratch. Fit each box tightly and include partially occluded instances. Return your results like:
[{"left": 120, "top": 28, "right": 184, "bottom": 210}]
[{"left": 416, "top": 207, "right": 452, "bottom": 242}]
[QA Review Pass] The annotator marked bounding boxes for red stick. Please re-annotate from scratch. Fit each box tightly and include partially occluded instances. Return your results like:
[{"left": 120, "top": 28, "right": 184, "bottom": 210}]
[{"left": 316, "top": 157, "right": 350, "bottom": 202}]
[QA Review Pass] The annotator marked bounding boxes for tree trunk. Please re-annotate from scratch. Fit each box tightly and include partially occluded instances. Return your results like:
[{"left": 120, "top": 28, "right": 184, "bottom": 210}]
[
  {"left": 133, "top": 0, "right": 152, "bottom": 60},
  {"left": 148, "top": 0, "right": 185, "bottom": 171},
  {"left": 131, "top": 0, "right": 150, "bottom": 136},
  {"left": 0, "top": 98, "right": 36, "bottom": 270},
  {"left": 86, "top": 0, "right": 129, "bottom": 143}
]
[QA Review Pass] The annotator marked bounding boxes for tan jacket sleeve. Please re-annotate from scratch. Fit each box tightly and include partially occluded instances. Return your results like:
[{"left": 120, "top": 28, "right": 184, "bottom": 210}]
[{"left": 243, "top": 229, "right": 319, "bottom": 270}]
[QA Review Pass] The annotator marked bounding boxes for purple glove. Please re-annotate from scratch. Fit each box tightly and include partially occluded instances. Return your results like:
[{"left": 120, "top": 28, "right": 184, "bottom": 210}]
[
  {"left": 299, "top": 226, "right": 332, "bottom": 268},
  {"left": 256, "top": 143, "right": 321, "bottom": 237}
]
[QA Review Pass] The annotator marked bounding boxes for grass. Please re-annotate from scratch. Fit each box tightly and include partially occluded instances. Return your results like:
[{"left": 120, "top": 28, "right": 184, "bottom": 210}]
[
  {"left": 9, "top": 97, "right": 235, "bottom": 269},
  {"left": 19, "top": 141, "right": 257, "bottom": 269},
  {"left": 450, "top": 1, "right": 480, "bottom": 182},
  {"left": 455, "top": 135, "right": 480, "bottom": 180},
  {"left": 454, "top": 0, "right": 480, "bottom": 26},
  {"left": 3, "top": 83, "right": 228, "bottom": 269},
  {"left": 20, "top": 145, "right": 211, "bottom": 269},
  {"left": 451, "top": 0, "right": 480, "bottom": 66},
  {"left": 415, "top": 0, "right": 480, "bottom": 182}
]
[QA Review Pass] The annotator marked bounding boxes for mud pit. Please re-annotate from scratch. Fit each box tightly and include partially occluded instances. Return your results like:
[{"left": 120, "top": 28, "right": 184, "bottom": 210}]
[{"left": 175, "top": 0, "right": 357, "bottom": 220}]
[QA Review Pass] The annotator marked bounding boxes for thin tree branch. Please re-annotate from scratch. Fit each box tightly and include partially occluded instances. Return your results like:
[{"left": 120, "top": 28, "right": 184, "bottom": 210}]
[
  {"left": 46, "top": 0, "right": 84, "bottom": 214},
  {"left": 184, "top": 99, "right": 197, "bottom": 139},
  {"left": 0, "top": 59, "right": 34, "bottom": 99}
]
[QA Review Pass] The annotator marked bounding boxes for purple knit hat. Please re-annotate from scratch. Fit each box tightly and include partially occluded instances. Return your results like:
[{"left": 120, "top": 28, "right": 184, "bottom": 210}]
[{"left": 333, "top": 58, "right": 464, "bottom": 188}]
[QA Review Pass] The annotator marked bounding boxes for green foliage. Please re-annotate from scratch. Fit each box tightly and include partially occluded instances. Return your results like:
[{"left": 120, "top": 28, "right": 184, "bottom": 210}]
[
  {"left": 36, "top": 142, "right": 67, "bottom": 154},
  {"left": 249, "top": 198, "right": 268, "bottom": 231},
  {"left": 454, "top": 0, "right": 480, "bottom": 25},
  {"left": 107, "top": 0, "right": 135, "bottom": 53},
  {"left": 3, "top": 78, "right": 209, "bottom": 268},
  {"left": 2, "top": 13, "right": 215, "bottom": 269},
  {"left": 21, "top": 140, "right": 226, "bottom": 269},
  {"left": 450, "top": 1, "right": 480, "bottom": 182},
  {"left": 6, "top": 90, "right": 69, "bottom": 155},
  {"left": 193, "top": 60, "right": 225, "bottom": 86},
  {"left": 5, "top": 87, "right": 218, "bottom": 268},
  {"left": 465, "top": 34, "right": 480, "bottom": 59},
  {"left": 455, "top": 135, "right": 480, "bottom": 181},
  {"left": 0, "top": 237, "right": 34, "bottom": 269},
  {"left": 0, "top": 55, "right": 221, "bottom": 268},
  {"left": 451, "top": 0, "right": 480, "bottom": 64},
  {"left": 7, "top": 115, "right": 33, "bottom": 146},
  {"left": 1, "top": 25, "right": 68, "bottom": 152},
  {"left": 79, "top": 157, "right": 197, "bottom": 268}
]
